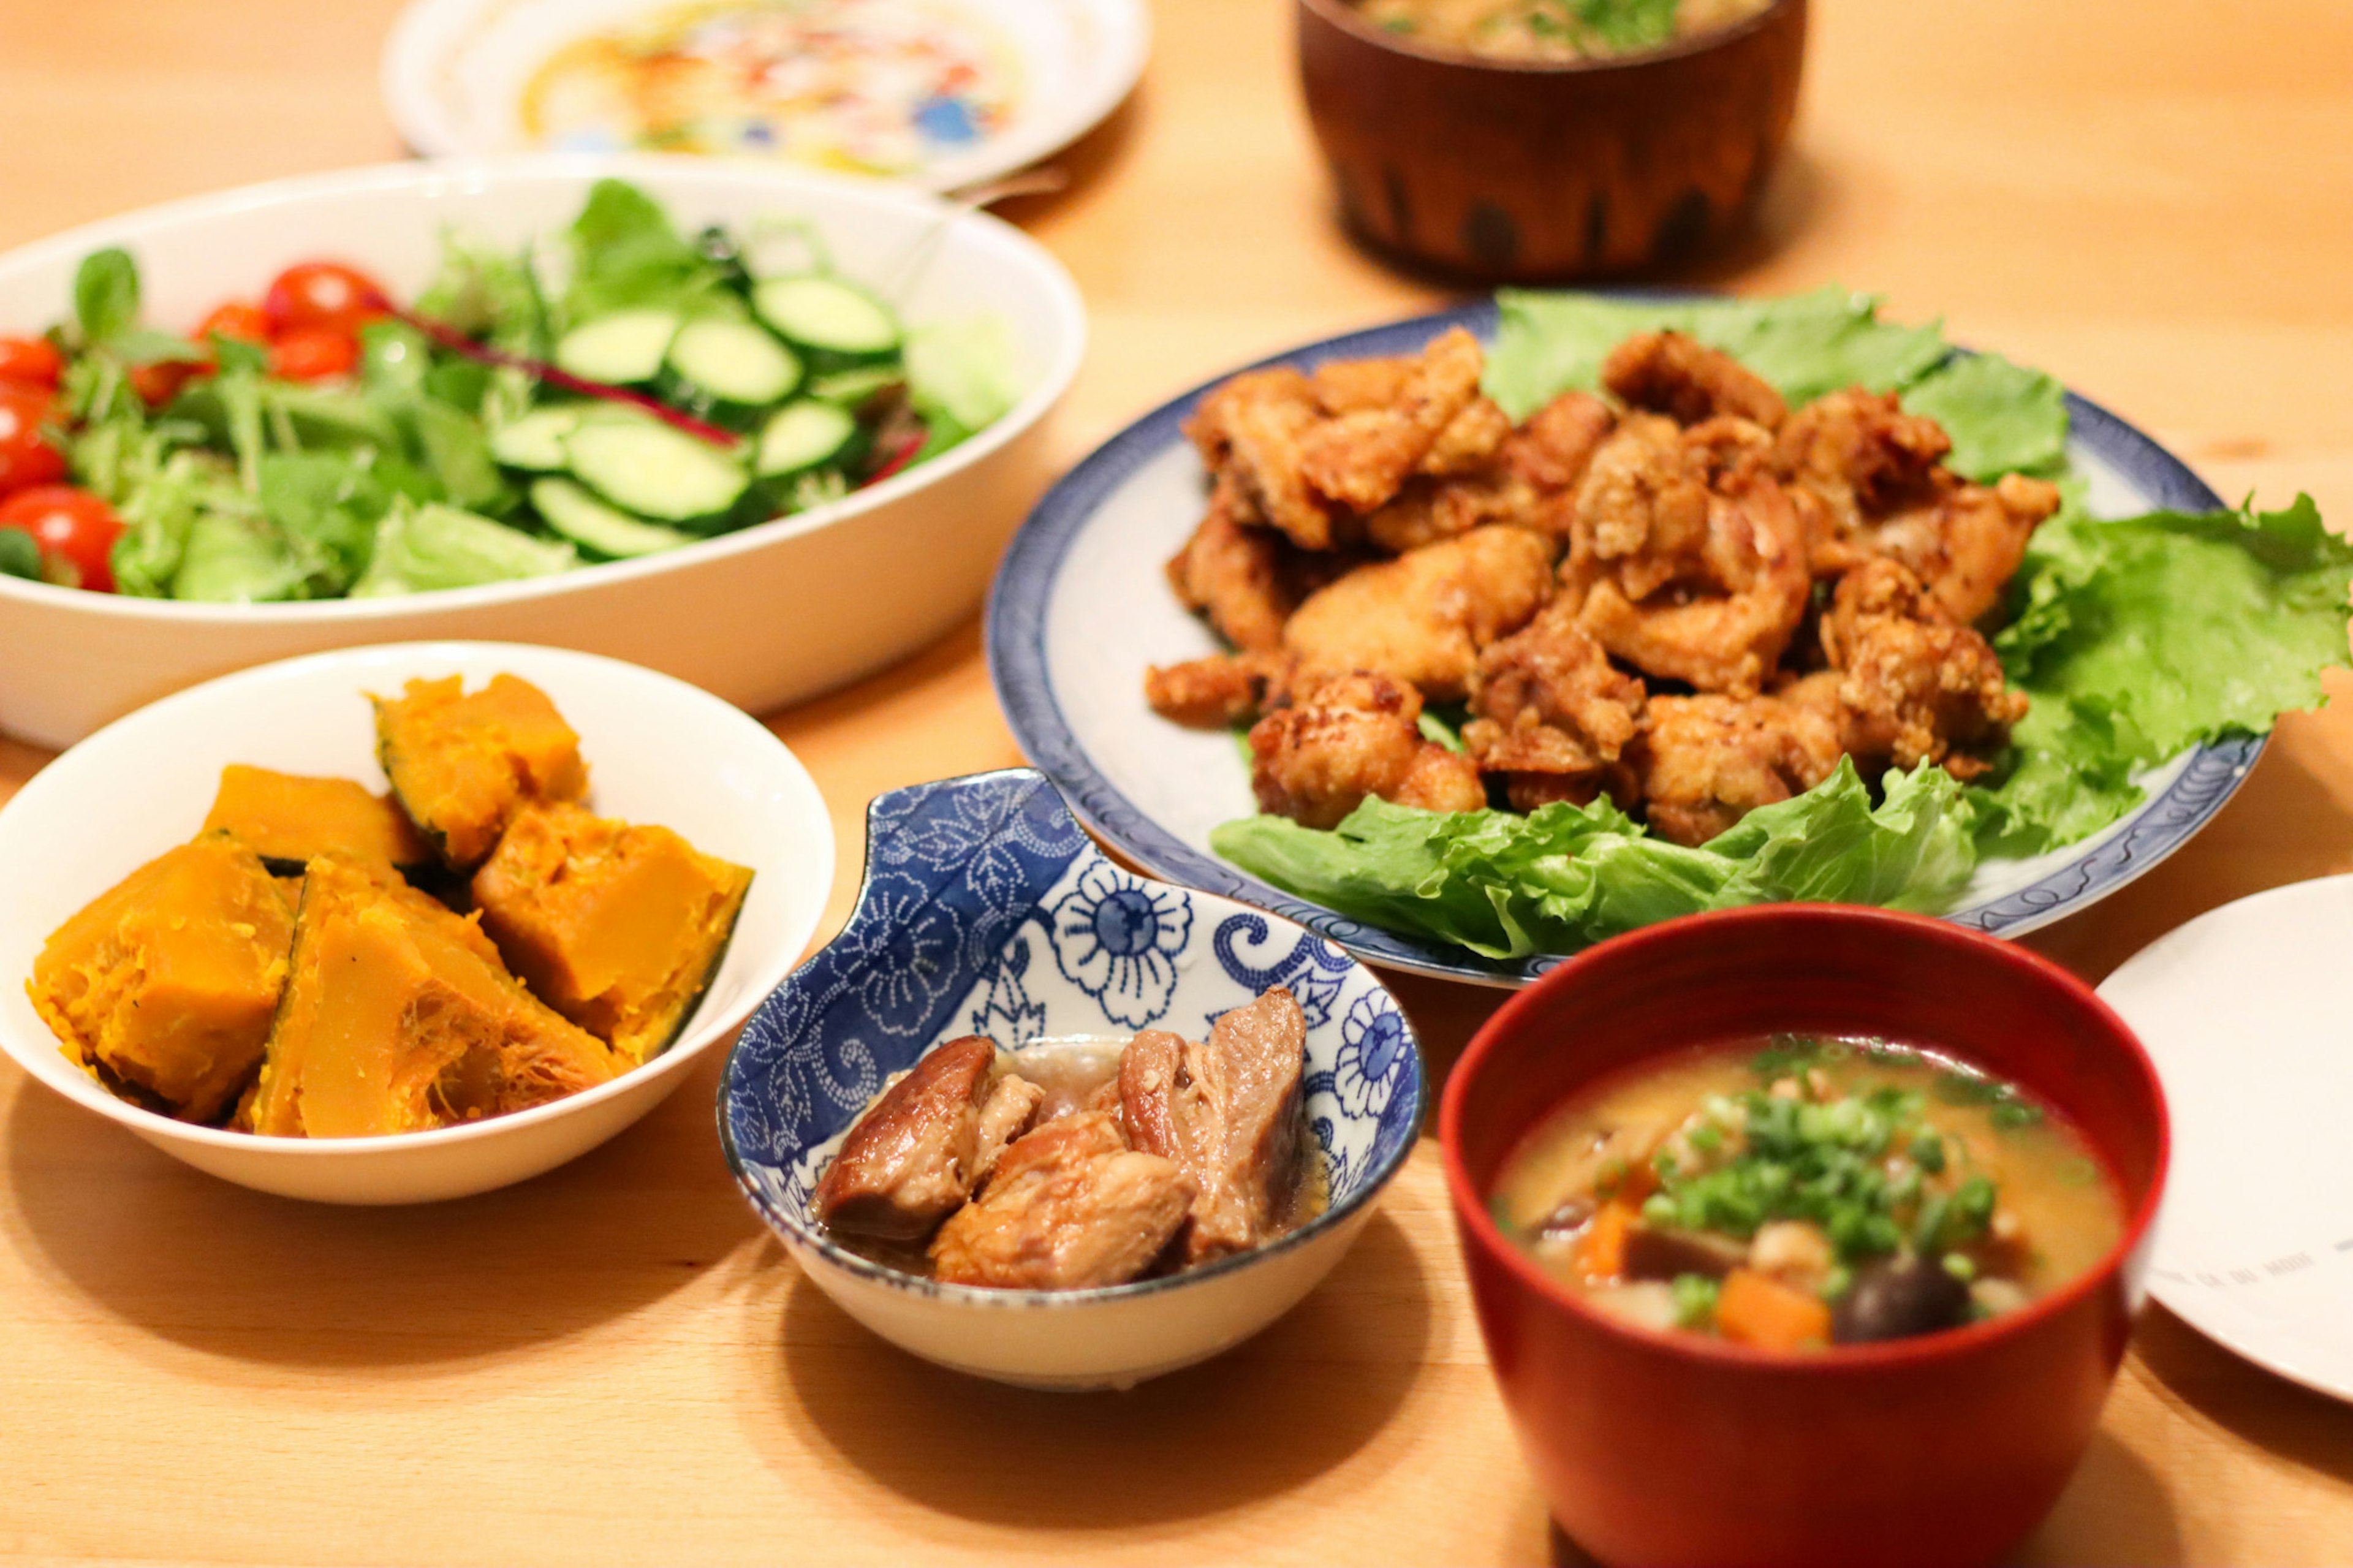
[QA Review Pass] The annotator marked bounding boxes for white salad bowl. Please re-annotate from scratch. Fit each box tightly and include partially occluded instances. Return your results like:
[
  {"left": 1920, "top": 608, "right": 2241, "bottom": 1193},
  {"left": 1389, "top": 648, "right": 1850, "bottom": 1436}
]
[
  {"left": 0, "top": 641, "right": 835, "bottom": 1204},
  {"left": 0, "top": 154, "right": 1086, "bottom": 749},
  {"left": 720, "top": 768, "right": 1425, "bottom": 1390}
]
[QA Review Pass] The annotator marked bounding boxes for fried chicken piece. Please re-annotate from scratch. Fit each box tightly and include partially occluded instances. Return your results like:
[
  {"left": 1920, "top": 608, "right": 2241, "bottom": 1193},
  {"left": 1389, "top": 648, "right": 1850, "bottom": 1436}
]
[
  {"left": 1144, "top": 651, "right": 1296, "bottom": 729},
  {"left": 1282, "top": 525, "right": 1556, "bottom": 700},
  {"left": 1506, "top": 392, "right": 1618, "bottom": 493},
  {"left": 1310, "top": 357, "right": 1416, "bottom": 412},
  {"left": 1567, "top": 465, "right": 1814, "bottom": 697},
  {"left": 1463, "top": 597, "right": 1648, "bottom": 810},
  {"left": 1249, "top": 671, "right": 1486, "bottom": 828},
  {"left": 1604, "top": 330, "right": 1788, "bottom": 431},
  {"left": 1811, "top": 558, "right": 2028, "bottom": 778},
  {"left": 1297, "top": 327, "right": 1487, "bottom": 515},
  {"left": 1187, "top": 367, "right": 1342, "bottom": 550},
  {"left": 1567, "top": 413, "right": 1715, "bottom": 600},
  {"left": 1773, "top": 388, "right": 1952, "bottom": 553},
  {"left": 1773, "top": 389, "right": 2059, "bottom": 623},
  {"left": 1632, "top": 692, "right": 1844, "bottom": 847},
  {"left": 1164, "top": 477, "right": 1300, "bottom": 653},
  {"left": 1869, "top": 471, "right": 2063, "bottom": 626}
]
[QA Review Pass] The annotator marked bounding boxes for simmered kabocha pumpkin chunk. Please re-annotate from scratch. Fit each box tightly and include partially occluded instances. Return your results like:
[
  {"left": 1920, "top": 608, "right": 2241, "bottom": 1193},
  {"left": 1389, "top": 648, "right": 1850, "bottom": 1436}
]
[
  {"left": 373, "top": 674, "right": 587, "bottom": 869},
  {"left": 201, "top": 764, "right": 434, "bottom": 878},
  {"left": 473, "top": 802, "right": 753, "bottom": 1066},
  {"left": 248, "top": 858, "right": 620, "bottom": 1138},
  {"left": 26, "top": 832, "right": 295, "bottom": 1122}
]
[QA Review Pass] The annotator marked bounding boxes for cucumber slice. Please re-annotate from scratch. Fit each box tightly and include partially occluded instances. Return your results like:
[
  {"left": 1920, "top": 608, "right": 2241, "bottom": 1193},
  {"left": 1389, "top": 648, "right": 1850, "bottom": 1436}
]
[
  {"left": 806, "top": 365, "right": 904, "bottom": 407},
  {"left": 554, "top": 309, "right": 680, "bottom": 384},
  {"left": 488, "top": 407, "right": 585, "bottom": 471},
  {"left": 752, "top": 276, "right": 901, "bottom": 358},
  {"left": 756, "top": 400, "right": 860, "bottom": 477},
  {"left": 531, "top": 477, "right": 696, "bottom": 559},
  {"left": 563, "top": 410, "right": 749, "bottom": 523},
  {"left": 665, "top": 318, "right": 801, "bottom": 406}
]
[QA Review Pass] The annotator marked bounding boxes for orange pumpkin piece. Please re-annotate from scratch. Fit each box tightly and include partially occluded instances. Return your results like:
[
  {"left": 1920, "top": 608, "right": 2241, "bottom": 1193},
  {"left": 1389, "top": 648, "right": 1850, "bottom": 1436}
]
[
  {"left": 472, "top": 801, "right": 753, "bottom": 1066},
  {"left": 246, "top": 857, "right": 620, "bottom": 1138},
  {"left": 201, "top": 763, "right": 433, "bottom": 877},
  {"left": 26, "top": 833, "right": 295, "bottom": 1123},
  {"left": 373, "top": 674, "right": 587, "bottom": 869}
]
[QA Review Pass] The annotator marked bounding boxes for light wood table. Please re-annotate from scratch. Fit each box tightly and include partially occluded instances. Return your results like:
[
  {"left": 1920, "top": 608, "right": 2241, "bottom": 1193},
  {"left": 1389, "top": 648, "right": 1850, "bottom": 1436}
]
[{"left": 3, "top": 0, "right": 2351, "bottom": 1561}]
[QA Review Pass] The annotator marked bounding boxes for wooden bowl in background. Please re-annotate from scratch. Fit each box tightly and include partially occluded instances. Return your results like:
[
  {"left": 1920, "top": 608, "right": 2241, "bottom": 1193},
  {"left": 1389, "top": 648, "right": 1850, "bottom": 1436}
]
[{"left": 1294, "top": 0, "right": 1808, "bottom": 281}]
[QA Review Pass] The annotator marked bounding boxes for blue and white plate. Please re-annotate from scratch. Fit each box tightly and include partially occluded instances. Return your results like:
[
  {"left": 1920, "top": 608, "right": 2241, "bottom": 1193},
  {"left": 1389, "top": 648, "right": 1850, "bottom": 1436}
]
[
  {"left": 987, "top": 302, "right": 2259, "bottom": 988},
  {"left": 719, "top": 767, "right": 1422, "bottom": 1389}
]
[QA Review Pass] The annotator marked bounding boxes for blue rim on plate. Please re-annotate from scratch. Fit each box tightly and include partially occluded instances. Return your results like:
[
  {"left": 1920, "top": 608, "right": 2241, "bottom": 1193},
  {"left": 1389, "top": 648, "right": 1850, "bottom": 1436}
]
[{"left": 986, "top": 301, "right": 2261, "bottom": 987}]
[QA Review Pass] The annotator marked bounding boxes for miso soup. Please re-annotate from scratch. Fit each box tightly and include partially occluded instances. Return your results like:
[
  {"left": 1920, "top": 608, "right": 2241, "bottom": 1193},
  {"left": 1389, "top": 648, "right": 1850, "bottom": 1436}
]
[{"left": 1490, "top": 1035, "right": 2124, "bottom": 1350}]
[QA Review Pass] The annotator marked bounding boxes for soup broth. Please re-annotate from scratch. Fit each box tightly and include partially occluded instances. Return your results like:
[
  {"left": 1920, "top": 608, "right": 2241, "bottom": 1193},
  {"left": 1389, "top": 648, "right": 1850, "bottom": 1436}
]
[
  {"left": 1355, "top": 0, "right": 1773, "bottom": 62},
  {"left": 1492, "top": 1036, "right": 2123, "bottom": 1350}
]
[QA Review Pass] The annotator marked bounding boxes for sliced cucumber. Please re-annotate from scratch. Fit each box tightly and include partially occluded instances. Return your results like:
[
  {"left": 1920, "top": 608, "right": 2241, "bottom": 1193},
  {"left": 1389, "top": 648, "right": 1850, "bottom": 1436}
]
[
  {"left": 554, "top": 309, "right": 680, "bottom": 384},
  {"left": 487, "top": 406, "right": 585, "bottom": 471},
  {"left": 531, "top": 477, "right": 696, "bottom": 559},
  {"left": 665, "top": 318, "right": 801, "bottom": 406},
  {"left": 807, "top": 365, "right": 904, "bottom": 407},
  {"left": 756, "top": 400, "right": 860, "bottom": 477},
  {"left": 752, "top": 276, "right": 900, "bottom": 358},
  {"left": 561, "top": 409, "right": 749, "bottom": 523}
]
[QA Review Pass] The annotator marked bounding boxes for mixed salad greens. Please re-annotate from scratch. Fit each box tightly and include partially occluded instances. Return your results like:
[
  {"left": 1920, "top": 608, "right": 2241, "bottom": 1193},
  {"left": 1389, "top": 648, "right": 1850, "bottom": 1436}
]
[
  {"left": 0, "top": 178, "right": 1018, "bottom": 601},
  {"left": 1213, "top": 289, "right": 2352, "bottom": 959}
]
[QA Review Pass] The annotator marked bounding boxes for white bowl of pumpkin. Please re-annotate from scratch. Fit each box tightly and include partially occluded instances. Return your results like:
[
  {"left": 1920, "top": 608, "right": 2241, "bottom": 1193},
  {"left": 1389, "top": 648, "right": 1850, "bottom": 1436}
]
[{"left": 0, "top": 641, "right": 833, "bottom": 1203}]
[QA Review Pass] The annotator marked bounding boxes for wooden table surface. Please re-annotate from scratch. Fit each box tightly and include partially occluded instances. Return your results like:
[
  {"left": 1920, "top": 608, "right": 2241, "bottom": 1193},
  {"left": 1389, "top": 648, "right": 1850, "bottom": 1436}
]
[{"left": 4, "top": 0, "right": 2351, "bottom": 1561}]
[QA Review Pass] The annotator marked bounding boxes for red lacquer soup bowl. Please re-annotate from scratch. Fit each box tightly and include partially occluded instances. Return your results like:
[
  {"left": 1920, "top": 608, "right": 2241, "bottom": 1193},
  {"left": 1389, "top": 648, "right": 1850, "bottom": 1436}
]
[{"left": 1440, "top": 904, "right": 2167, "bottom": 1568}]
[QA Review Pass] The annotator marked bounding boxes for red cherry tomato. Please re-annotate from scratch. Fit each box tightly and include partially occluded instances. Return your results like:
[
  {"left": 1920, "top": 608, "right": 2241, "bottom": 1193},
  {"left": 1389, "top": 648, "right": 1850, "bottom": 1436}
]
[
  {"left": 262, "top": 262, "right": 390, "bottom": 338},
  {"left": 0, "top": 486, "right": 121, "bottom": 593},
  {"left": 0, "top": 384, "right": 66, "bottom": 496},
  {"left": 268, "top": 328, "right": 360, "bottom": 383},
  {"left": 0, "top": 335, "right": 63, "bottom": 389},
  {"left": 127, "top": 359, "right": 199, "bottom": 408},
  {"left": 197, "top": 301, "right": 270, "bottom": 344}
]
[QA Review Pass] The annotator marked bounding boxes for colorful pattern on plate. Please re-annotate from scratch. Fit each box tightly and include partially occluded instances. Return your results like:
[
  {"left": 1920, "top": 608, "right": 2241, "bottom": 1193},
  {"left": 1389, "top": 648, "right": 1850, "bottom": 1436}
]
[
  {"left": 718, "top": 768, "right": 1425, "bottom": 1291},
  {"left": 520, "top": 0, "right": 1019, "bottom": 174}
]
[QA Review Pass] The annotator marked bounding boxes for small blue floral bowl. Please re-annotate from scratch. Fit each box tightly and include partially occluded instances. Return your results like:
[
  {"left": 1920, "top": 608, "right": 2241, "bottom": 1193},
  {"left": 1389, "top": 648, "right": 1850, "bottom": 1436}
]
[{"left": 719, "top": 768, "right": 1424, "bottom": 1390}]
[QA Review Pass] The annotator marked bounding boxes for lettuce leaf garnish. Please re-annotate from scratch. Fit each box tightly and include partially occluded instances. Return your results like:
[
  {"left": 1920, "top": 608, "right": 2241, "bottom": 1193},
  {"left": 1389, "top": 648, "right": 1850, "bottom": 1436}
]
[
  {"left": 1214, "top": 762, "right": 1977, "bottom": 961},
  {"left": 1211, "top": 290, "right": 2349, "bottom": 956}
]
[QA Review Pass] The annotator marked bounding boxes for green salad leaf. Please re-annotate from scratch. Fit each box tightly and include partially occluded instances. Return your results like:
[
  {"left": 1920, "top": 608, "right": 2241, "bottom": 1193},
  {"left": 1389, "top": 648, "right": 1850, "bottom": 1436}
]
[
  {"left": 1214, "top": 762, "right": 1977, "bottom": 960},
  {"left": 72, "top": 248, "right": 140, "bottom": 346},
  {"left": 1976, "top": 494, "right": 2353, "bottom": 851},
  {"left": 1901, "top": 352, "right": 2068, "bottom": 481},
  {"left": 1485, "top": 286, "right": 1952, "bottom": 417},
  {"left": 905, "top": 315, "right": 1021, "bottom": 445},
  {"left": 564, "top": 177, "right": 717, "bottom": 319},
  {"left": 349, "top": 498, "right": 574, "bottom": 598},
  {"left": 0, "top": 527, "right": 40, "bottom": 581}
]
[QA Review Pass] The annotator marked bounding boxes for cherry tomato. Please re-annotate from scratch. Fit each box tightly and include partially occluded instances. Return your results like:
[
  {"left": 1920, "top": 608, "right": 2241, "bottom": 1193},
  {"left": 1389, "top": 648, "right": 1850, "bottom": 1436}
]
[
  {"left": 0, "top": 335, "right": 63, "bottom": 389},
  {"left": 268, "top": 328, "right": 360, "bottom": 383},
  {"left": 0, "top": 486, "right": 121, "bottom": 593},
  {"left": 196, "top": 301, "right": 270, "bottom": 344},
  {"left": 262, "top": 262, "right": 390, "bottom": 338},
  {"left": 0, "top": 384, "right": 66, "bottom": 496},
  {"left": 127, "top": 359, "right": 199, "bottom": 408}
]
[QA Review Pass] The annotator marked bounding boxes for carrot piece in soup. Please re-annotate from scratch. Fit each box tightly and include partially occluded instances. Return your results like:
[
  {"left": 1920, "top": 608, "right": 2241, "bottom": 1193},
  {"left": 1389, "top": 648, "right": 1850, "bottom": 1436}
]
[
  {"left": 1716, "top": 1267, "right": 1833, "bottom": 1350},
  {"left": 1577, "top": 1199, "right": 1638, "bottom": 1281}
]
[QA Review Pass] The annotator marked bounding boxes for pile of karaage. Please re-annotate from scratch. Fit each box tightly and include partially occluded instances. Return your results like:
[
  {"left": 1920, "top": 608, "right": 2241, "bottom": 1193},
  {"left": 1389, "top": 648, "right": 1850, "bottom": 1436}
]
[{"left": 1145, "top": 327, "right": 2061, "bottom": 846}]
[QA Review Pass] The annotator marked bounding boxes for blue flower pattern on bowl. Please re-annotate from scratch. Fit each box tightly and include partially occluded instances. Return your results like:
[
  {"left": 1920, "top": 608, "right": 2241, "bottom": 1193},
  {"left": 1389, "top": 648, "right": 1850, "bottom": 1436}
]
[
  {"left": 719, "top": 768, "right": 1423, "bottom": 1295},
  {"left": 1045, "top": 860, "right": 1194, "bottom": 1028}
]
